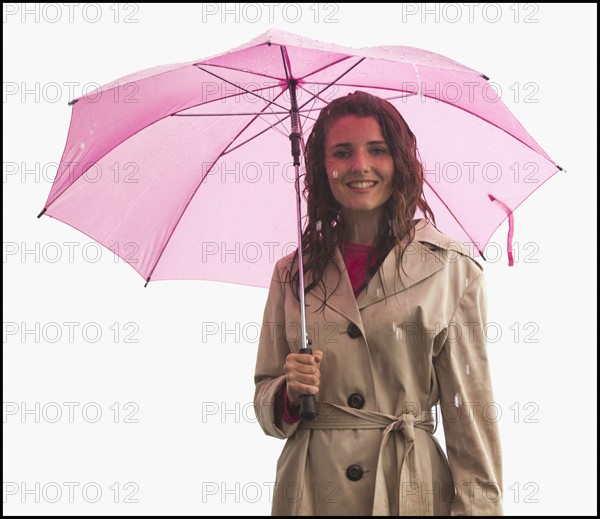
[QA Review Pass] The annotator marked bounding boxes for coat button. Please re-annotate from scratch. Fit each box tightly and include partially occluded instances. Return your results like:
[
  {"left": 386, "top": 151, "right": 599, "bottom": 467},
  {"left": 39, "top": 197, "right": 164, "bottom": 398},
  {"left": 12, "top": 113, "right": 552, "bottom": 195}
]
[
  {"left": 346, "top": 464, "right": 364, "bottom": 481},
  {"left": 347, "top": 323, "right": 361, "bottom": 338},
  {"left": 348, "top": 393, "right": 365, "bottom": 409}
]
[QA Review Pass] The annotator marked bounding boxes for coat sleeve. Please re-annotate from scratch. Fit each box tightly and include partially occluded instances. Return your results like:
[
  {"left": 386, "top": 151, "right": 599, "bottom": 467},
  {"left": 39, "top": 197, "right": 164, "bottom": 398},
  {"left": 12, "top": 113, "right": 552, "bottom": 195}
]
[
  {"left": 253, "top": 261, "right": 302, "bottom": 439},
  {"left": 433, "top": 270, "right": 504, "bottom": 516}
]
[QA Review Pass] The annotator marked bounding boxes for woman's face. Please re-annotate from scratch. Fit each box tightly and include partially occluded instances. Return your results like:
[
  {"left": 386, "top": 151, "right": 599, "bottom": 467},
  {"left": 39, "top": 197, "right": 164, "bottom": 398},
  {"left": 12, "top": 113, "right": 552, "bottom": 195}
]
[{"left": 324, "top": 115, "right": 395, "bottom": 214}]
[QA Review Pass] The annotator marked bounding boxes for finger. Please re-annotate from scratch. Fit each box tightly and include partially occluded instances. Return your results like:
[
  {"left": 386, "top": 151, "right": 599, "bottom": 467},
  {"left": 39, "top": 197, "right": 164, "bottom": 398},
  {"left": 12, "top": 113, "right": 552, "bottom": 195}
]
[
  {"left": 294, "top": 372, "right": 320, "bottom": 386},
  {"left": 288, "top": 382, "right": 320, "bottom": 397},
  {"left": 292, "top": 353, "right": 319, "bottom": 366},
  {"left": 287, "top": 363, "right": 320, "bottom": 376},
  {"left": 286, "top": 369, "right": 320, "bottom": 386},
  {"left": 286, "top": 369, "right": 321, "bottom": 389}
]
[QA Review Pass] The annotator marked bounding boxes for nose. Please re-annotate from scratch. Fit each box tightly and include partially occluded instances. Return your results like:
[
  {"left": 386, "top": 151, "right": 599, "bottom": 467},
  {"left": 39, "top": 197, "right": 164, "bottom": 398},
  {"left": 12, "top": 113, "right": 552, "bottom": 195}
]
[{"left": 351, "top": 148, "right": 371, "bottom": 173}]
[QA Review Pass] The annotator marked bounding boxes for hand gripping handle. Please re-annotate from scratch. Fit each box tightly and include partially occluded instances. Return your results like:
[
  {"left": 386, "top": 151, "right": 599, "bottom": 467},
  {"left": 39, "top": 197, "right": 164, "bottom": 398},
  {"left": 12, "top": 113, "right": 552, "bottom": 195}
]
[{"left": 298, "top": 344, "right": 317, "bottom": 421}]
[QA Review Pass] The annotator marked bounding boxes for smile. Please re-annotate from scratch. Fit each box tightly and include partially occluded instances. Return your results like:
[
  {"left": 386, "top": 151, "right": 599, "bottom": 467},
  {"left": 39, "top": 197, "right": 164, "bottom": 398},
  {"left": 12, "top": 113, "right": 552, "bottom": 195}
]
[{"left": 347, "top": 181, "right": 378, "bottom": 188}]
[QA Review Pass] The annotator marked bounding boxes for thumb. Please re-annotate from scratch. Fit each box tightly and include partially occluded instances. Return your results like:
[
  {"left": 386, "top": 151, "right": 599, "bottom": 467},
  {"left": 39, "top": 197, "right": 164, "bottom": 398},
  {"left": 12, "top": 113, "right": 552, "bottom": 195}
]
[{"left": 313, "top": 350, "right": 324, "bottom": 363}]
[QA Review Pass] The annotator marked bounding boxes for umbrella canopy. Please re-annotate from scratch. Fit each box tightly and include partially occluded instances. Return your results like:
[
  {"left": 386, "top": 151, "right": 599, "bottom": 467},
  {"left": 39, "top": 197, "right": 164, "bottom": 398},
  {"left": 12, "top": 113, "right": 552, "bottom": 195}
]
[{"left": 39, "top": 28, "right": 562, "bottom": 287}]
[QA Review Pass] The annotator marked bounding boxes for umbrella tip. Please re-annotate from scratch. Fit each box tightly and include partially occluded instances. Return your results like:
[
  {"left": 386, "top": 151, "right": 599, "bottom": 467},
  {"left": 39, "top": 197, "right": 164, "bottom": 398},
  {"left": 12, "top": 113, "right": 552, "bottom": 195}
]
[
  {"left": 480, "top": 74, "right": 490, "bottom": 81},
  {"left": 37, "top": 208, "right": 47, "bottom": 219},
  {"left": 144, "top": 277, "right": 150, "bottom": 288}
]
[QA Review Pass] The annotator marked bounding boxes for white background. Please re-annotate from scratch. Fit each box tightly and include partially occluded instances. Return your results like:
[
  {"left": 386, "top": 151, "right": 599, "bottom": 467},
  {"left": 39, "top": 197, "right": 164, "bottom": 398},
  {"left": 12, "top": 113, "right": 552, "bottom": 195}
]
[{"left": 3, "top": 2, "right": 597, "bottom": 515}]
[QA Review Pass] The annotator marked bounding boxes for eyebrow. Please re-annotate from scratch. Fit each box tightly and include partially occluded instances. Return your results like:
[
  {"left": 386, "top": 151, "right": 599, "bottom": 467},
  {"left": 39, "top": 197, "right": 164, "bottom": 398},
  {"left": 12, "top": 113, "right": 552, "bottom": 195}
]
[{"left": 330, "top": 140, "right": 388, "bottom": 148}]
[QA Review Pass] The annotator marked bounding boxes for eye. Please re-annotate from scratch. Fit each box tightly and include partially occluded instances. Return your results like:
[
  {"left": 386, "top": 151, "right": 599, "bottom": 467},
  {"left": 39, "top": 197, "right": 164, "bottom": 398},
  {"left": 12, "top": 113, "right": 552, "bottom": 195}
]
[
  {"left": 371, "top": 147, "right": 388, "bottom": 155},
  {"left": 333, "top": 150, "right": 350, "bottom": 158}
]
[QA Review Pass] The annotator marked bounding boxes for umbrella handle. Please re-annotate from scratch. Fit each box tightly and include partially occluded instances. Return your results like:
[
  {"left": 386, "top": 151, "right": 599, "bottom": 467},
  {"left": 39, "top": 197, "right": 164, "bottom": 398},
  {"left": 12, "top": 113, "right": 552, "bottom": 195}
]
[{"left": 298, "top": 347, "right": 317, "bottom": 421}]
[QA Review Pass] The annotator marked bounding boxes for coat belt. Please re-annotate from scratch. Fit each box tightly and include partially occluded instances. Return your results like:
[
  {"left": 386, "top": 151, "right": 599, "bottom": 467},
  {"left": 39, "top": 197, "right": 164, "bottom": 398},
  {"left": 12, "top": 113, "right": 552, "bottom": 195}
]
[{"left": 299, "top": 401, "right": 436, "bottom": 516}]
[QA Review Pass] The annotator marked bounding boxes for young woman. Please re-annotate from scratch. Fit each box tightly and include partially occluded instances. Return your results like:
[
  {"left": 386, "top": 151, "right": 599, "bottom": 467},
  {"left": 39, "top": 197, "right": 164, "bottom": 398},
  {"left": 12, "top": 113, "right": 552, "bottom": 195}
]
[{"left": 254, "top": 91, "right": 503, "bottom": 516}]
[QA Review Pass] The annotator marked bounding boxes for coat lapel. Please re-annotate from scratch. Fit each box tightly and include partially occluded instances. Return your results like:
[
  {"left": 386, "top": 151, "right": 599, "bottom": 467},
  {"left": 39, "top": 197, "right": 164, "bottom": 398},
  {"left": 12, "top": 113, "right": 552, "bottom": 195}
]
[{"left": 308, "top": 219, "right": 476, "bottom": 329}]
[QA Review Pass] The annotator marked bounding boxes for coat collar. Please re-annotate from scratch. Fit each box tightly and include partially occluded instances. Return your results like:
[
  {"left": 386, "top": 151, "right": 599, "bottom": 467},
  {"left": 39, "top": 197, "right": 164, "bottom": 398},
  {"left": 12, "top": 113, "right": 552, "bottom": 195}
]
[{"left": 307, "top": 218, "right": 481, "bottom": 331}]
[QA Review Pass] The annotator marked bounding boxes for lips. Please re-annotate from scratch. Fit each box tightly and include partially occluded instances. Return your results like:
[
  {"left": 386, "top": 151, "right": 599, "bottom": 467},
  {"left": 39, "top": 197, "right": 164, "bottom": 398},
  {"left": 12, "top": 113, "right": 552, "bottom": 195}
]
[{"left": 346, "top": 181, "right": 378, "bottom": 188}]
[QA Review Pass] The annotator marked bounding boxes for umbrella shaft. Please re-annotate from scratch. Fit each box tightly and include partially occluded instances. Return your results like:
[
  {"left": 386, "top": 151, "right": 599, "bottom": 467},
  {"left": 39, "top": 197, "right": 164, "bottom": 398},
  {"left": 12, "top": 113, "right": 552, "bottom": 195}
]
[
  {"left": 289, "top": 78, "right": 309, "bottom": 349},
  {"left": 294, "top": 159, "right": 309, "bottom": 350}
]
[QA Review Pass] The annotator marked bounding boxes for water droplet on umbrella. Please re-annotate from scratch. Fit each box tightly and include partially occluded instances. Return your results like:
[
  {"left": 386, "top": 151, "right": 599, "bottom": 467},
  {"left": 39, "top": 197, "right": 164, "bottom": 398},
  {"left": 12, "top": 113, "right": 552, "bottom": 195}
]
[
  {"left": 466, "top": 364, "right": 470, "bottom": 375},
  {"left": 454, "top": 393, "right": 462, "bottom": 407},
  {"left": 80, "top": 142, "right": 85, "bottom": 150}
]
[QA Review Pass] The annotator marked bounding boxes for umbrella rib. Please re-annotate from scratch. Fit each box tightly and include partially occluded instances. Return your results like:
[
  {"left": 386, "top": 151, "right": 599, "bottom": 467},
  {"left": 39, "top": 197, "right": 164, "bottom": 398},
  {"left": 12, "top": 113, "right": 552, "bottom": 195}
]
[
  {"left": 171, "top": 83, "right": 286, "bottom": 114},
  {"left": 305, "top": 78, "right": 552, "bottom": 163},
  {"left": 145, "top": 90, "right": 293, "bottom": 283},
  {"left": 292, "top": 49, "right": 556, "bottom": 165},
  {"left": 421, "top": 175, "right": 486, "bottom": 257},
  {"left": 301, "top": 81, "right": 421, "bottom": 98},
  {"left": 174, "top": 109, "right": 318, "bottom": 117},
  {"left": 379, "top": 92, "right": 419, "bottom": 101},
  {"left": 193, "top": 64, "right": 304, "bottom": 141},
  {"left": 297, "top": 83, "right": 334, "bottom": 106},
  {"left": 196, "top": 54, "right": 357, "bottom": 84},
  {"left": 192, "top": 61, "right": 284, "bottom": 83},
  {"left": 296, "top": 84, "right": 327, "bottom": 136},
  {"left": 190, "top": 61, "right": 322, "bottom": 135},
  {"left": 301, "top": 82, "right": 418, "bottom": 101},
  {"left": 227, "top": 90, "right": 295, "bottom": 152},
  {"left": 42, "top": 80, "right": 301, "bottom": 211},
  {"left": 221, "top": 104, "right": 319, "bottom": 156},
  {"left": 44, "top": 60, "right": 358, "bottom": 212},
  {"left": 301, "top": 71, "right": 551, "bottom": 162},
  {"left": 297, "top": 57, "right": 366, "bottom": 112},
  {"left": 280, "top": 43, "right": 294, "bottom": 79},
  {"left": 255, "top": 45, "right": 303, "bottom": 141},
  {"left": 195, "top": 65, "right": 290, "bottom": 112},
  {"left": 299, "top": 56, "right": 358, "bottom": 81},
  {"left": 221, "top": 112, "right": 290, "bottom": 155}
]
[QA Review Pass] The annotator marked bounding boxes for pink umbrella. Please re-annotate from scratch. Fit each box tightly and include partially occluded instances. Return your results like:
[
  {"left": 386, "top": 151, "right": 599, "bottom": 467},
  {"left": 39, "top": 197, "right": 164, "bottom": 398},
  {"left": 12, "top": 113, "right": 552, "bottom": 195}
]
[{"left": 39, "top": 28, "right": 561, "bottom": 415}]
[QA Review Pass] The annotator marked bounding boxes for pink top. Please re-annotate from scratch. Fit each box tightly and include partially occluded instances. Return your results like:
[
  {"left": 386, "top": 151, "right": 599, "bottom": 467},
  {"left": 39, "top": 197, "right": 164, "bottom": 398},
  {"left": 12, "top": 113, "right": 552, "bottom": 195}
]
[
  {"left": 282, "top": 241, "right": 381, "bottom": 423},
  {"left": 341, "top": 240, "right": 382, "bottom": 298}
]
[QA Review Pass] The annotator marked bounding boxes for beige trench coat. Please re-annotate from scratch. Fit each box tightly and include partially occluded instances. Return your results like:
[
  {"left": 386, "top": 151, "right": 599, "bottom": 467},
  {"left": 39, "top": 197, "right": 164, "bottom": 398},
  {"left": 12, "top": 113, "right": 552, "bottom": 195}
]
[{"left": 254, "top": 218, "right": 503, "bottom": 515}]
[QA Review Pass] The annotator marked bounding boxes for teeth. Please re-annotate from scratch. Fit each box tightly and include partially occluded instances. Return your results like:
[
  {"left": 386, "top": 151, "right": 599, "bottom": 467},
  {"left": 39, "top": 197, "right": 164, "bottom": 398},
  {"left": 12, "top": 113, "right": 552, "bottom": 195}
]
[{"left": 348, "top": 181, "right": 376, "bottom": 188}]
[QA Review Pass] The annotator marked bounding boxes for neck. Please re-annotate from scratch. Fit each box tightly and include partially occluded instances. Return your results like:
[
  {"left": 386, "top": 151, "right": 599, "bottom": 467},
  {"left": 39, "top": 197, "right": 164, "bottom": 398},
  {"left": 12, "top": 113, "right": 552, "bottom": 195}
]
[{"left": 340, "top": 206, "right": 386, "bottom": 246}]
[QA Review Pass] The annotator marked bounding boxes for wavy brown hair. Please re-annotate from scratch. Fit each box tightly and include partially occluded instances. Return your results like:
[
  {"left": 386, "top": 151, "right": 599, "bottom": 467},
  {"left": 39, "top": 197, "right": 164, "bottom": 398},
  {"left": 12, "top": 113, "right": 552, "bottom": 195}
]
[{"left": 283, "top": 91, "right": 436, "bottom": 312}]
